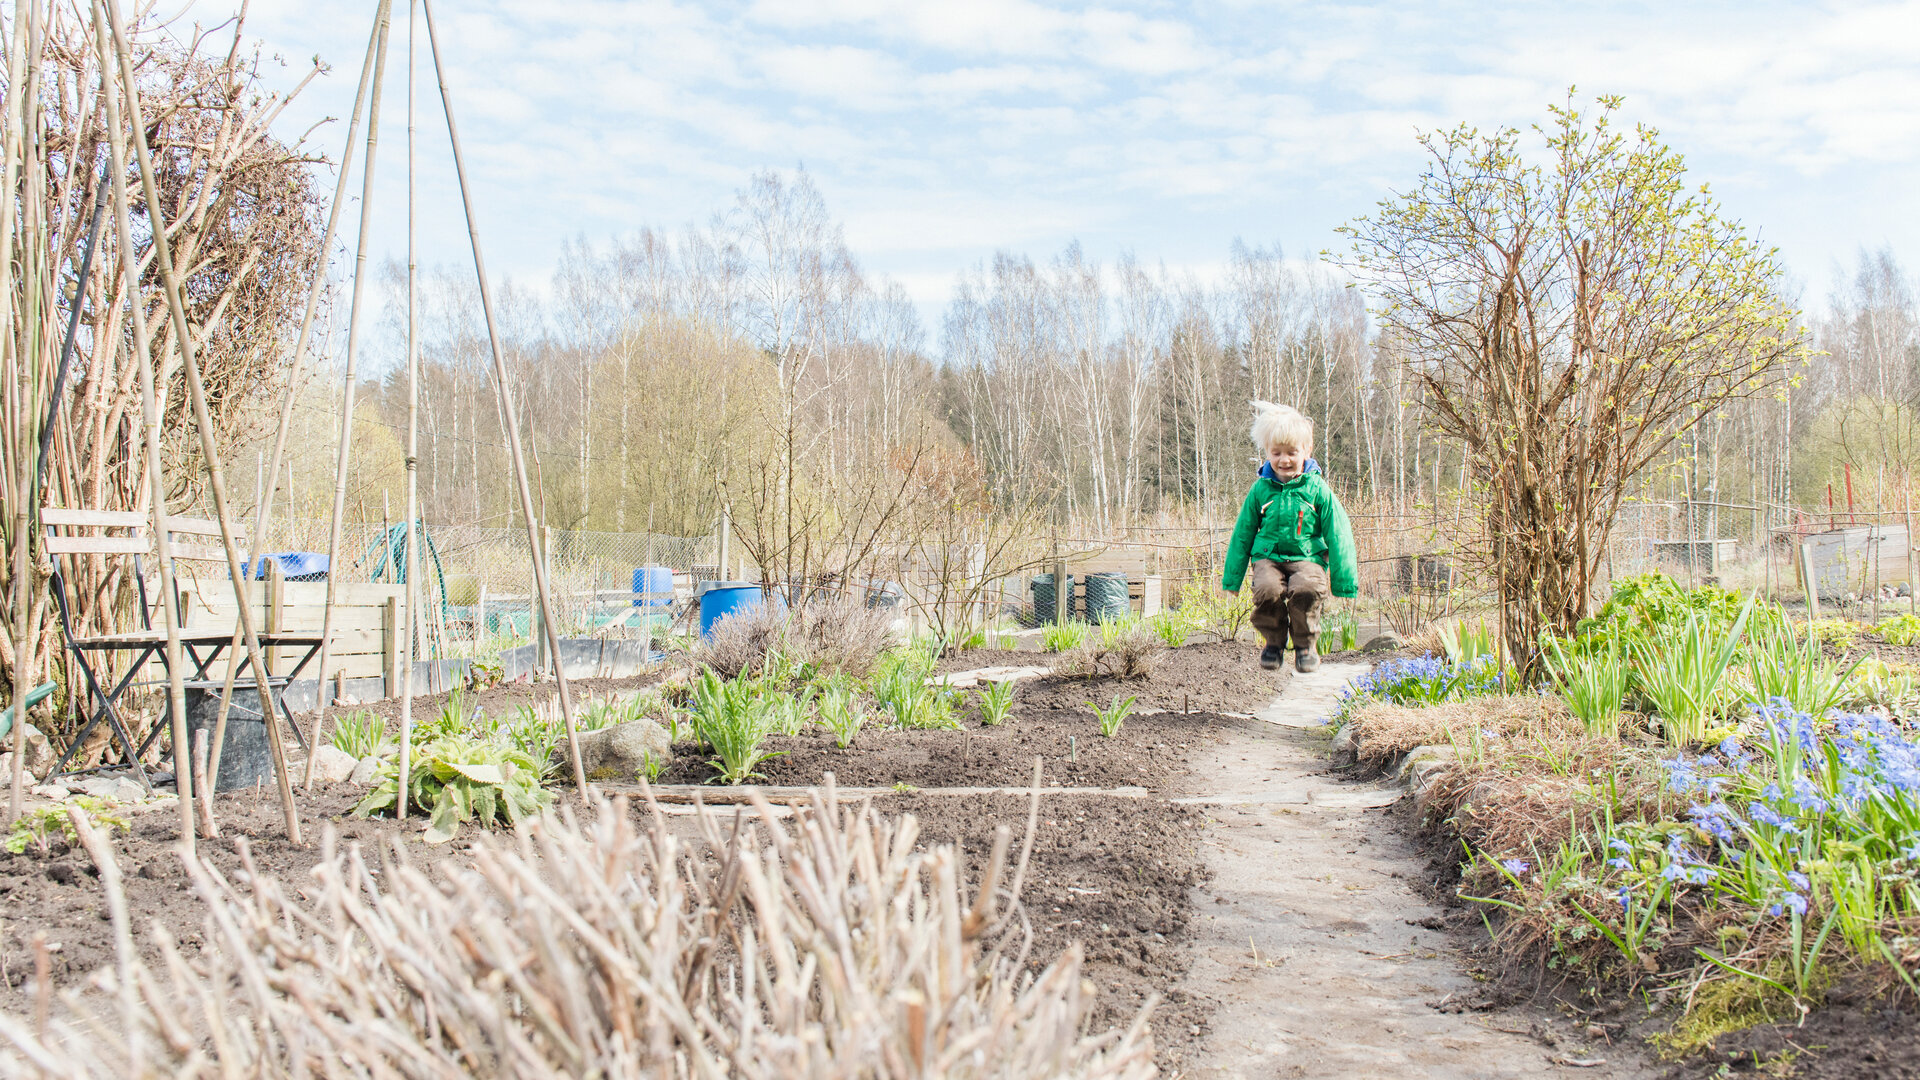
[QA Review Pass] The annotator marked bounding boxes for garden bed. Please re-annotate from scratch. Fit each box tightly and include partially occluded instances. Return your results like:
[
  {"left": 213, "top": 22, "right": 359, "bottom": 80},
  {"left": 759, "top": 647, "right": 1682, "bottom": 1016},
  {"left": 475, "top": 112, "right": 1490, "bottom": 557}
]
[
  {"left": 654, "top": 708, "right": 1234, "bottom": 789},
  {"left": 940, "top": 640, "right": 1289, "bottom": 713}
]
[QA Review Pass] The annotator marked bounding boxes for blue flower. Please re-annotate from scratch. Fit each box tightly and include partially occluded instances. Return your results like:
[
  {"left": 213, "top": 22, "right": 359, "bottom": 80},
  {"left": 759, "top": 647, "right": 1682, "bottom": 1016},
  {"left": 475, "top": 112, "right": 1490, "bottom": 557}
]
[
  {"left": 1783, "top": 892, "right": 1808, "bottom": 916},
  {"left": 1787, "top": 871, "right": 1810, "bottom": 890},
  {"left": 1608, "top": 838, "right": 1631, "bottom": 853},
  {"left": 1747, "top": 802, "right": 1793, "bottom": 828},
  {"left": 1607, "top": 857, "right": 1629, "bottom": 869},
  {"left": 1617, "top": 887, "right": 1631, "bottom": 910},
  {"left": 1501, "top": 859, "right": 1530, "bottom": 875}
]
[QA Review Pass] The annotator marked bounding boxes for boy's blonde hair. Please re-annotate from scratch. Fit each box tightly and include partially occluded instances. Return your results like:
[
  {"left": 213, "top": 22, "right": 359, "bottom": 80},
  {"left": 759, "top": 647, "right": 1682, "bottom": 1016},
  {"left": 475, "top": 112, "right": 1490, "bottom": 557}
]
[{"left": 1250, "top": 400, "right": 1313, "bottom": 452}]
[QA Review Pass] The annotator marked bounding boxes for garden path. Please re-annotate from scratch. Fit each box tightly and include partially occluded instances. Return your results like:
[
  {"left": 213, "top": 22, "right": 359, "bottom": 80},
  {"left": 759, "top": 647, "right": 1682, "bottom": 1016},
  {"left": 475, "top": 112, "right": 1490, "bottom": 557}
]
[{"left": 1176, "top": 660, "right": 1656, "bottom": 1079}]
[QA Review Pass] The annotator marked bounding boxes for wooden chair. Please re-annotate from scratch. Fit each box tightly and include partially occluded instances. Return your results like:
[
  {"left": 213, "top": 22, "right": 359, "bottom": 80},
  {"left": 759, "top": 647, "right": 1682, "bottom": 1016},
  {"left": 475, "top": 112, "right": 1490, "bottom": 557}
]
[{"left": 39, "top": 508, "right": 313, "bottom": 784}]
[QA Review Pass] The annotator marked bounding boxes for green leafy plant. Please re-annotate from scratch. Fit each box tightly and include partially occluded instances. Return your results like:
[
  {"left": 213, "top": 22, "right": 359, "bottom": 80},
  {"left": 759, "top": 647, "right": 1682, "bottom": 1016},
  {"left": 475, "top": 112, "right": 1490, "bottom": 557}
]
[
  {"left": 1802, "top": 617, "right": 1861, "bottom": 651},
  {"left": 1042, "top": 621, "right": 1089, "bottom": 653},
  {"left": 1320, "top": 609, "right": 1360, "bottom": 655},
  {"left": 1436, "top": 617, "right": 1498, "bottom": 665},
  {"left": 689, "top": 670, "right": 784, "bottom": 784},
  {"left": 1542, "top": 633, "right": 1629, "bottom": 737},
  {"left": 505, "top": 704, "right": 566, "bottom": 776},
  {"left": 1145, "top": 611, "right": 1192, "bottom": 647},
  {"left": 5, "top": 797, "right": 128, "bottom": 855},
  {"left": 353, "top": 735, "right": 551, "bottom": 844},
  {"left": 1877, "top": 613, "right": 1920, "bottom": 646},
  {"left": 637, "top": 751, "right": 667, "bottom": 784},
  {"left": 1098, "top": 613, "right": 1143, "bottom": 649},
  {"left": 328, "top": 709, "right": 390, "bottom": 760},
  {"left": 1180, "top": 582, "right": 1252, "bottom": 642},
  {"left": 1739, "top": 613, "right": 1862, "bottom": 717},
  {"left": 976, "top": 678, "right": 1017, "bottom": 726},
  {"left": 817, "top": 685, "right": 867, "bottom": 748},
  {"left": 1630, "top": 597, "right": 1755, "bottom": 746},
  {"left": 1090, "top": 693, "right": 1139, "bottom": 738}
]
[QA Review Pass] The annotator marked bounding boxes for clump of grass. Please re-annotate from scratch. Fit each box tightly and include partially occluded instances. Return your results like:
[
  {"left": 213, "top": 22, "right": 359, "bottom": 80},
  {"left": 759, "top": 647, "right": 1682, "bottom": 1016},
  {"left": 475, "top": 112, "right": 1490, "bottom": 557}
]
[
  {"left": 1802, "top": 617, "right": 1862, "bottom": 651},
  {"left": 1145, "top": 611, "right": 1192, "bottom": 647},
  {"left": 817, "top": 684, "right": 866, "bottom": 748},
  {"left": 1319, "top": 609, "right": 1360, "bottom": 655},
  {"left": 328, "top": 709, "right": 390, "bottom": 759},
  {"left": 1630, "top": 598, "right": 1754, "bottom": 746},
  {"left": 976, "top": 679, "right": 1017, "bottom": 726},
  {"left": 1738, "top": 614, "right": 1860, "bottom": 717},
  {"left": 1541, "top": 634, "right": 1628, "bottom": 737},
  {"left": 1089, "top": 694, "right": 1138, "bottom": 737},
  {"left": 1042, "top": 621, "right": 1089, "bottom": 653}
]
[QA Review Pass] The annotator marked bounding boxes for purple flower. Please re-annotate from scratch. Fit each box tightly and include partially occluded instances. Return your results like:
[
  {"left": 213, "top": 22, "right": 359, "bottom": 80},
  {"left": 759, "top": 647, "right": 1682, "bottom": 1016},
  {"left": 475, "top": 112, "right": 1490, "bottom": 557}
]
[
  {"left": 1747, "top": 802, "right": 1793, "bottom": 828},
  {"left": 1783, "top": 892, "right": 1808, "bottom": 916},
  {"left": 1607, "top": 857, "right": 1629, "bottom": 869},
  {"left": 1501, "top": 859, "right": 1529, "bottom": 876},
  {"left": 1608, "top": 838, "right": 1631, "bottom": 853},
  {"left": 1787, "top": 871, "right": 1810, "bottom": 891}
]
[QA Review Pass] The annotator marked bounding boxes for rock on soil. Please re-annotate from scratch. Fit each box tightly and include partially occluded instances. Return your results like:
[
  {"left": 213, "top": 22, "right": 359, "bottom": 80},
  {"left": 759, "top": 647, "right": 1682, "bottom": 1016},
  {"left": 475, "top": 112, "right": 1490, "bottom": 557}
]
[
  {"left": 566, "top": 718, "right": 671, "bottom": 782},
  {"left": 306, "top": 745, "right": 359, "bottom": 785}
]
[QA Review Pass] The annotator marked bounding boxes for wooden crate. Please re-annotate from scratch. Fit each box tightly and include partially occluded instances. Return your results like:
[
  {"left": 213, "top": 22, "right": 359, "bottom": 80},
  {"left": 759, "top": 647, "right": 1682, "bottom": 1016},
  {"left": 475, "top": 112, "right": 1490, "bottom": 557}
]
[{"left": 175, "top": 574, "right": 407, "bottom": 684}]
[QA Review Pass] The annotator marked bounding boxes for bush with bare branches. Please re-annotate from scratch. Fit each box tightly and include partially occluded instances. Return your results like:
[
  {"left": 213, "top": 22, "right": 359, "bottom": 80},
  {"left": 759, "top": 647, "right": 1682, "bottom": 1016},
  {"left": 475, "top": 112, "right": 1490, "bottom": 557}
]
[
  {"left": 0, "top": 789, "right": 1156, "bottom": 1078},
  {"left": 698, "top": 596, "right": 896, "bottom": 680}
]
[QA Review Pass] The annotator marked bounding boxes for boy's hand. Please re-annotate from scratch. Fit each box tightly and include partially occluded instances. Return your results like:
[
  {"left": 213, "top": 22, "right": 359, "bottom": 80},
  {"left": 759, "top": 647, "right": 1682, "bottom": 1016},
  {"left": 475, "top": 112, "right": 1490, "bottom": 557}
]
[{"left": 1220, "top": 588, "right": 1239, "bottom": 600}]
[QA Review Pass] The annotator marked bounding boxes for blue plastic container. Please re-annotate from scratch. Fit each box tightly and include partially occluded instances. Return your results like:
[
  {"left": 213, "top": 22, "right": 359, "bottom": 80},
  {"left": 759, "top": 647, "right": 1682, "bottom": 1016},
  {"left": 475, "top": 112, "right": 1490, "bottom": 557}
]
[
  {"left": 631, "top": 566, "right": 674, "bottom": 607},
  {"left": 252, "top": 551, "right": 329, "bottom": 581},
  {"left": 699, "top": 583, "right": 784, "bottom": 638}
]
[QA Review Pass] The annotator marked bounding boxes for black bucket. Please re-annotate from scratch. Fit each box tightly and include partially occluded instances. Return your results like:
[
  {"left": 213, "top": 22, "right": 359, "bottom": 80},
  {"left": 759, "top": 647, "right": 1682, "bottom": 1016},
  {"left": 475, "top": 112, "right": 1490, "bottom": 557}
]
[{"left": 184, "top": 683, "right": 278, "bottom": 792}]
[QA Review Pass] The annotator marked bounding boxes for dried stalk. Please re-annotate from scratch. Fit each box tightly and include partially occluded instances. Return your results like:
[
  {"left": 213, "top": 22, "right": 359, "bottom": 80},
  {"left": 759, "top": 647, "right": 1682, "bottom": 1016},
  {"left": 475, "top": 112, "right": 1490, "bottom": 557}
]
[{"left": 0, "top": 785, "right": 1157, "bottom": 1078}]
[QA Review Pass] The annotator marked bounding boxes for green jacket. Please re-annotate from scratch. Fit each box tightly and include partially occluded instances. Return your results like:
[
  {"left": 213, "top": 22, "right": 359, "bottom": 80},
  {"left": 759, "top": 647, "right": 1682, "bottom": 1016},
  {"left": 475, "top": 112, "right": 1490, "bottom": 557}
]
[{"left": 1221, "top": 472, "right": 1358, "bottom": 596}]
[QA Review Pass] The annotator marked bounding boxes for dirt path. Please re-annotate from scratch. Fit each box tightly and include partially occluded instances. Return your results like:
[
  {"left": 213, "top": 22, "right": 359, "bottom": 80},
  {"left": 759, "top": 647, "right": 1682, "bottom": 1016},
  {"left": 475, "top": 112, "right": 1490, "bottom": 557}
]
[{"left": 1174, "top": 660, "right": 1657, "bottom": 1079}]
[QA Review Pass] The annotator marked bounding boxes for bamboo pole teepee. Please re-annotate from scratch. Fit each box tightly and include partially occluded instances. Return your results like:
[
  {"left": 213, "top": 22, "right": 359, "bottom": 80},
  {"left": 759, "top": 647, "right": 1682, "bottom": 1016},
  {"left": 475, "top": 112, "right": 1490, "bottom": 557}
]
[
  {"left": 422, "top": 0, "right": 585, "bottom": 791},
  {"left": 98, "top": 0, "right": 302, "bottom": 845},
  {"left": 306, "top": 0, "right": 395, "bottom": 792},
  {"left": 88, "top": 3, "right": 197, "bottom": 851}
]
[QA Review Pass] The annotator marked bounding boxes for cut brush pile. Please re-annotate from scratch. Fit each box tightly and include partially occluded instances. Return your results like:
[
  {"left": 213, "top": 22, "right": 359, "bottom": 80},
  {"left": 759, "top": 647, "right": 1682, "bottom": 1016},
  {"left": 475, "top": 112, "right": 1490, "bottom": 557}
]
[{"left": 0, "top": 784, "right": 1156, "bottom": 1078}]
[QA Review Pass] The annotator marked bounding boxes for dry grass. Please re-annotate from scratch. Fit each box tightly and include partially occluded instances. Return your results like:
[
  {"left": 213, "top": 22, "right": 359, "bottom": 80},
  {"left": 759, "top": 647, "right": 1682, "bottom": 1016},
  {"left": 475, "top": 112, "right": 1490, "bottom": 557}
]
[
  {"left": 1345, "top": 694, "right": 1578, "bottom": 769},
  {"left": 1, "top": 788, "right": 1155, "bottom": 1078},
  {"left": 1053, "top": 631, "right": 1165, "bottom": 680}
]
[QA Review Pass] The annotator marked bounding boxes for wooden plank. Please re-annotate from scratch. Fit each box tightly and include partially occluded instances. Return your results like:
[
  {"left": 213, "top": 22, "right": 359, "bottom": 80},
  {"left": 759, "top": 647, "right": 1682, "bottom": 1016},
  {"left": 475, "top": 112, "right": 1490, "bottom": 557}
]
[
  {"left": 166, "top": 517, "right": 225, "bottom": 536},
  {"left": 280, "top": 581, "right": 404, "bottom": 606},
  {"left": 39, "top": 508, "right": 146, "bottom": 528},
  {"left": 383, "top": 596, "right": 400, "bottom": 697},
  {"left": 190, "top": 606, "right": 393, "bottom": 634},
  {"left": 43, "top": 535, "right": 147, "bottom": 555},
  {"left": 165, "top": 542, "right": 231, "bottom": 562}
]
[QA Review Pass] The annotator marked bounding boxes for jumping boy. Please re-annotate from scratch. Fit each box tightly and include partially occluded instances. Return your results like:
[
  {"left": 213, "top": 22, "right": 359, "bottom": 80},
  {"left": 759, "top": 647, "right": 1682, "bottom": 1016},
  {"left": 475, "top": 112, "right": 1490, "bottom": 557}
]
[{"left": 1220, "top": 402, "right": 1358, "bottom": 673}]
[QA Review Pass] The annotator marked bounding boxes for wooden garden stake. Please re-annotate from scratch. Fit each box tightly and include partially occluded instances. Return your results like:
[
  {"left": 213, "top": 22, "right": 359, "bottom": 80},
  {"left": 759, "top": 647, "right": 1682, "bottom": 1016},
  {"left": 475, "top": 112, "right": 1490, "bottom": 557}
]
[
  {"left": 423, "top": 0, "right": 585, "bottom": 792},
  {"left": 308, "top": 0, "right": 394, "bottom": 791},
  {"left": 398, "top": 0, "right": 421, "bottom": 818},
  {"left": 101, "top": 0, "right": 302, "bottom": 845},
  {"left": 89, "top": 6, "right": 195, "bottom": 851}
]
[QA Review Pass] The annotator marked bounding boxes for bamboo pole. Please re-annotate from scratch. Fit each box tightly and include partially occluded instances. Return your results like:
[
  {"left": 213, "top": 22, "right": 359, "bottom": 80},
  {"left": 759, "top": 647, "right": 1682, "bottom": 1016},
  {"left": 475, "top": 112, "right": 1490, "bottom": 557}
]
[
  {"left": 88, "top": 6, "right": 195, "bottom": 851},
  {"left": 208, "top": 0, "right": 387, "bottom": 774},
  {"left": 422, "top": 0, "right": 585, "bottom": 793},
  {"left": 397, "top": 0, "right": 420, "bottom": 817},
  {"left": 100, "top": 0, "right": 302, "bottom": 845},
  {"left": 306, "top": 0, "right": 394, "bottom": 791},
  {"left": 4, "top": 0, "right": 43, "bottom": 830}
]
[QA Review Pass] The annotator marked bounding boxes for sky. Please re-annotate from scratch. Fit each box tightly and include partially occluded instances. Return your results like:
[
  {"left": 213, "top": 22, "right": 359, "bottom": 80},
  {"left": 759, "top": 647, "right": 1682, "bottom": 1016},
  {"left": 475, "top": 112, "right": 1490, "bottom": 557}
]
[{"left": 229, "top": 0, "right": 1920, "bottom": 340}]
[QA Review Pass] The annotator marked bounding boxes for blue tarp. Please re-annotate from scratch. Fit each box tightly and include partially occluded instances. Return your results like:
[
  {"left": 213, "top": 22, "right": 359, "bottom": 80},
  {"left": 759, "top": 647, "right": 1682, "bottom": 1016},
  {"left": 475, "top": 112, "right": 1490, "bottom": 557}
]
[{"left": 252, "top": 552, "right": 329, "bottom": 580}]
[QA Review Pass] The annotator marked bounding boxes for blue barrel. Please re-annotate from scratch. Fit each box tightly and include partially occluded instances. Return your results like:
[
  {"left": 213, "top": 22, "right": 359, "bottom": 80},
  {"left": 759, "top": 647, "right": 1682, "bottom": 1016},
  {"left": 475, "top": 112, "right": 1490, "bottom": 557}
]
[
  {"left": 632, "top": 566, "right": 674, "bottom": 607},
  {"left": 699, "top": 583, "right": 784, "bottom": 638}
]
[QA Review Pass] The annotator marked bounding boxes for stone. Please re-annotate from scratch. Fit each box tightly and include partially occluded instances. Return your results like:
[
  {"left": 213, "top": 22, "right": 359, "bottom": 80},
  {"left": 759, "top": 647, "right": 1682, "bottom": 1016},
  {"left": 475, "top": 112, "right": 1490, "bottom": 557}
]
[
  {"left": 1360, "top": 632, "right": 1405, "bottom": 654},
  {"left": 1329, "top": 723, "right": 1359, "bottom": 768},
  {"left": 350, "top": 754, "right": 382, "bottom": 786},
  {"left": 73, "top": 775, "right": 147, "bottom": 804},
  {"left": 562, "top": 718, "right": 672, "bottom": 783},
  {"left": 1394, "top": 744, "right": 1456, "bottom": 783},
  {"left": 308, "top": 745, "right": 359, "bottom": 785},
  {"left": 30, "top": 784, "right": 70, "bottom": 800},
  {"left": 3, "top": 722, "right": 57, "bottom": 778},
  {"left": 0, "top": 752, "right": 34, "bottom": 787}
]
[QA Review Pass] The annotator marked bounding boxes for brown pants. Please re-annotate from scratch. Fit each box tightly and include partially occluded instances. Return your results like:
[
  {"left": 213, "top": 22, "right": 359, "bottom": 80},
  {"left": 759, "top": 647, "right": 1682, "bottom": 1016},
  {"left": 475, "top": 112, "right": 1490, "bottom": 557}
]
[{"left": 1250, "top": 559, "right": 1328, "bottom": 650}]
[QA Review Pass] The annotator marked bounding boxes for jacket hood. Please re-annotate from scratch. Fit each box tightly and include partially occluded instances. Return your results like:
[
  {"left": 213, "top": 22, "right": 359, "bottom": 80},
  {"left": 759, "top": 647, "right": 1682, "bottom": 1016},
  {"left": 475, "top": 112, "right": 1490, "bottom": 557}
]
[{"left": 1258, "top": 458, "right": 1320, "bottom": 483}]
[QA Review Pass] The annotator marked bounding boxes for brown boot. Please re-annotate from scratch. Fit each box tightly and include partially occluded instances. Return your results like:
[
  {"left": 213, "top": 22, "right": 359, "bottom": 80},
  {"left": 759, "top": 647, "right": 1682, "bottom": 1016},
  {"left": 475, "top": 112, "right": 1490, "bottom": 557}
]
[{"left": 1295, "top": 647, "right": 1320, "bottom": 673}]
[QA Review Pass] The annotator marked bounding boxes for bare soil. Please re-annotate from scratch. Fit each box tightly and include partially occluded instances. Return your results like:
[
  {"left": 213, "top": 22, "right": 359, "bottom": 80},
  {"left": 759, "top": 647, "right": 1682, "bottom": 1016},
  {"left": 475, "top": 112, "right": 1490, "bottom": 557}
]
[
  {"left": 875, "top": 792, "right": 1213, "bottom": 1069},
  {"left": 941, "top": 640, "right": 1290, "bottom": 713}
]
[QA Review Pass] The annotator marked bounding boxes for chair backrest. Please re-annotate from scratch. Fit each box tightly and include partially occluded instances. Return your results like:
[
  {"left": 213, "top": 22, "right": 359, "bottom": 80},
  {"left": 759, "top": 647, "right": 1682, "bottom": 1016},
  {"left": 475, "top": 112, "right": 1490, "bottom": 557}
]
[
  {"left": 159, "top": 518, "right": 233, "bottom": 564},
  {"left": 39, "top": 507, "right": 148, "bottom": 555}
]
